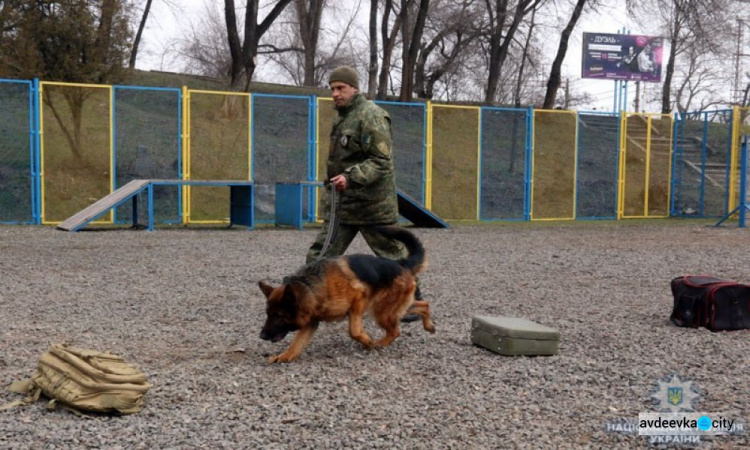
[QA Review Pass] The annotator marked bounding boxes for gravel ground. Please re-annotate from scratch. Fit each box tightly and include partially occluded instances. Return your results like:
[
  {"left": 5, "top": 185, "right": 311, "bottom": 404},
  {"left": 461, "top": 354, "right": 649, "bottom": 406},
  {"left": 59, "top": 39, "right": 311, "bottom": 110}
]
[{"left": 1, "top": 221, "right": 750, "bottom": 449}]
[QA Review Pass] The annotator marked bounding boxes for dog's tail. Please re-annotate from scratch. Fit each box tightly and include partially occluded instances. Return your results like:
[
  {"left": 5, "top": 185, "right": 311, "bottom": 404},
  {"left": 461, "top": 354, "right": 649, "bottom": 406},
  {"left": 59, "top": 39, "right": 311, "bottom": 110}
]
[{"left": 374, "top": 226, "right": 427, "bottom": 275}]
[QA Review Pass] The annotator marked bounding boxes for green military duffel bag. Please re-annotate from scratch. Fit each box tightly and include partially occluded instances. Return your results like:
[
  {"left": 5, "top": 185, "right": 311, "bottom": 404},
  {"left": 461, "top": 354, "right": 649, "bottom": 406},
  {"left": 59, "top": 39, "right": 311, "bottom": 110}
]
[{"left": 2, "top": 343, "right": 150, "bottom": 415}]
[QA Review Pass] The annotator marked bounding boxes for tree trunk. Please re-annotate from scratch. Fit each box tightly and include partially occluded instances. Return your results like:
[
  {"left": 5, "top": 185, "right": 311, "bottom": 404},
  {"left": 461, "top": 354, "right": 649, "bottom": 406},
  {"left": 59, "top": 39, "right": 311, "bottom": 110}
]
[
  {"left": 661, "top": 0, "right": 681, "bottom": 114},
  {"left": 129, "top": 0, "right": 153, "bottom": 70},
  {"left": 484, "top": 0, "right": 531, "bottom": 104},
  {"left": 513, "top": 5, "right": 537, "bottom": 107},
  {"left": 377, "top": 0, "right": 402, "bottom": 99},
  {"left": 399, "top": 0, "right": 430, "bottom": 102},
  {"left": 298, "top": 0, "right": 324, "bottom": 87},
  {"left": 225, "top": 0, "right": 245, "bottom": 90},
  {"left": 368, "top": 0, "right": 378, "bottom": 97},
  {"left": 542, "top": 0, "right": 587, "bottom": 109}
]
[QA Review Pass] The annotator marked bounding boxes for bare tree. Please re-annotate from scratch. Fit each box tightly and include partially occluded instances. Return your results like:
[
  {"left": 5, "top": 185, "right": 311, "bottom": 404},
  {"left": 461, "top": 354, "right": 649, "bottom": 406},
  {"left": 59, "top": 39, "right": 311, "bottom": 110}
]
[
  {"left": 628, "top": 0, "right": 736, "bottom": 113},
  {"left": 542, "top": 0, "right": 587, "bottom": 109},
  {"left": 367, "top": 0, "right": 379, "bottom": 97},
  {"left": 414, "top": 0, "right": 481, "bottom": 99},
  {"left": 673, "top": 44, "right": 725, "bottom": 113},
  {"left": 398, "top": 0, "right": 430, "bottom": 101},
  {"left": 295, "top": 0, "right": 326, "bottom": 86},
  {"left": 172, "top": 2, "right": 233, "bottom": 78},
  {"left": 129, "top": 0, "right": 153, "bottom": 69},
  {"left": 224, "top": 0, "right": 294, "bottom": 91},
  {"left": 513, "top": 2, "right": 537, "bottom": 107},
  {"left": 483, "top": 0, "right": 541, "bottom": 104},
  {"left": 377, "top": 0, "right": 403, "bottom": 99}
]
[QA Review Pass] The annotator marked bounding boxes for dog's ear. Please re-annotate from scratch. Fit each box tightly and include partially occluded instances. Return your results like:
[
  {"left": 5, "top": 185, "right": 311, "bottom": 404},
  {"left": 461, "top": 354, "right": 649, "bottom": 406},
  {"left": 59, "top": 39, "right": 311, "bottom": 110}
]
[{"left": 258, "top": 280, "right": 275, "bottom": 299}]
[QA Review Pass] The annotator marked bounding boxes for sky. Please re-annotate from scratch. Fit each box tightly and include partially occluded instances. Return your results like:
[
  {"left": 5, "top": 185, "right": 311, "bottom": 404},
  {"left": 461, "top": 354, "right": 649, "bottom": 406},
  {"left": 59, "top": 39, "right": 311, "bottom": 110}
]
[{"left": 133, "top": 1, "right": 647, "bottom": 112}]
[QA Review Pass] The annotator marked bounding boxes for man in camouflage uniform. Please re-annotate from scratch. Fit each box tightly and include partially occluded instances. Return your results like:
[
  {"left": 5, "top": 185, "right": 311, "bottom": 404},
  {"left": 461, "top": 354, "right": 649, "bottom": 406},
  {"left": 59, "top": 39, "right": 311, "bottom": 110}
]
[{"left": 306, "top": 66, "right": 422, "bottom": 319}]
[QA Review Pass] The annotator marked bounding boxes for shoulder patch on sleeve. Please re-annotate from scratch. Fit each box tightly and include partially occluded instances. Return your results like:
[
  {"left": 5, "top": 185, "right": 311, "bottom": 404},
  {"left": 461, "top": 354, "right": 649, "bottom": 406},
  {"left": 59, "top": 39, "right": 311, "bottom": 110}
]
[{"left": 377, "top": 141, "right": 391, "bottom": 156}]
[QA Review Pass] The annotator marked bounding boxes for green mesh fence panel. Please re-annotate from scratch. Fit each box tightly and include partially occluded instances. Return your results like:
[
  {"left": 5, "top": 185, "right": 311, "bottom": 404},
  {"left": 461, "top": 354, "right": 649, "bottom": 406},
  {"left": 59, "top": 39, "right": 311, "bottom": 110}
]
[
  {"left": 188, "top": 92, "right": 250, "bottom": 222},
  {"left": 622, "top": 114, "right": 672, "bottom": 217},
  {"left": 41, "top": 84, "right": 111, "bottom": 223},
  {"left": 531, "top": 111, "right": 577, "bottom": 220},
  {"left": 576, "top": 113, "right": 619, "bottom": 219},
  {"left": 703, "top": 111, "right": 732, "bottom": 217},
  {"left": 376, "top": 102, "right": 425, "bottom": 203},
  {"left": 673, "top": 111, "right": 732, "bottom": 217},
  {"left": 0, "top": 82, "right": 33, "bottom": 223},
  {"left": 315, "top": 98, "right": 335, "bottom": 221},
  {"left": 114, "top": 88, "right": 181, "bottom": 224},
  {"left": 432, "top": 106, "right": 479, "bottom": 220},
  {"left": 648, "top": 116, "right": 672, "bottom": 216},
  {"left": 673, "top": 116, "right": 705, "bottom": 216},
  {"left": 480, "top": 108, "right": 527, "bottom": 220},
  {"left": 252, "top": 95, "right": 310, "bottom": 222},
  {"left": 622, "top": 115, "right": 649, "bottom": 217}
]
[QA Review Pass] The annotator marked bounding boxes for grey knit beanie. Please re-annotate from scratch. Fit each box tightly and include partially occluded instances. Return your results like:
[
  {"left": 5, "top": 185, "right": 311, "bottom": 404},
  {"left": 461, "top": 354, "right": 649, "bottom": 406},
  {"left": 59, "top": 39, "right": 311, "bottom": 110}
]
[{"left": 328, "top": 66, "right": 359, "bottom": 89}]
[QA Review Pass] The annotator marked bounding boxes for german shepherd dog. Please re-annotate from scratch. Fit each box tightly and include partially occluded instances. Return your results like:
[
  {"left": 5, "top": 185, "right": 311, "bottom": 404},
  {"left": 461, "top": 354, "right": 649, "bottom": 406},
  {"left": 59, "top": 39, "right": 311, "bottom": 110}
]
[{"left": 258, "top": 226, "right": 435, "bottom": 363}]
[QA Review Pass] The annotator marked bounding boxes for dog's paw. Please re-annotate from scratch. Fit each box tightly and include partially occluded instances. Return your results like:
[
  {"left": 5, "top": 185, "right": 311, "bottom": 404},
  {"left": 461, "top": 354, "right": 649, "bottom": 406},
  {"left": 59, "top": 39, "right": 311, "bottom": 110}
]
[{"left": 267, "top": 354, "right": 294, "bottom": 364}]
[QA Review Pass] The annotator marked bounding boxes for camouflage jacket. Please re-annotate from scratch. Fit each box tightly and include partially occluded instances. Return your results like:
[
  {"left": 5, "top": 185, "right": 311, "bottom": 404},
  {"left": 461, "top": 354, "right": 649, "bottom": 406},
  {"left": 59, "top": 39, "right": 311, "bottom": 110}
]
[{"left": 325, "top": 93, "right": 398, "bottom": 225}]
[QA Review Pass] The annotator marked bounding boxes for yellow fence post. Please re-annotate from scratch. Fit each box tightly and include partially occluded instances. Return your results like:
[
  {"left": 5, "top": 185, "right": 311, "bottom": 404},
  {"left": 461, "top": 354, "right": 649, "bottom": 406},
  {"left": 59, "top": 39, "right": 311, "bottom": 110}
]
[
  {"left": 182, "top": 85, "right": 190, "bottom": 225},
  {"left": 425, "top": 101, "right": 433, "bottom": 210},
  {"left": 39, "top": 82, "right": 46, "bottom": 223},
  {"left": 476, "top": 107, "right": 481, "bottom": 221},
  {"left": 729, "top": 105, "right": 741, "bottom": 213},
  {"left": 644, "top": 115, "right": 653, "bottom": 217}
]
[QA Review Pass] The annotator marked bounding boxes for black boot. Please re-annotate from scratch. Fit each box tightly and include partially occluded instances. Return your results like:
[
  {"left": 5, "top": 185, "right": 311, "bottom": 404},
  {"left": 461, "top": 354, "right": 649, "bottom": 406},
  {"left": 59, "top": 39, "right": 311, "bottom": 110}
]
[{"left": 401, "top": 286, "right": 423, "bottom": 323}]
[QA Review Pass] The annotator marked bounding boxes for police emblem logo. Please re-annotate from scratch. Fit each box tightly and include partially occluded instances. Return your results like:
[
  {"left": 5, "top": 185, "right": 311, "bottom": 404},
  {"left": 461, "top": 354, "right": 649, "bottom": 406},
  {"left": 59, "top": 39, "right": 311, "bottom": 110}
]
[
  {"left": 651, "top": 374, "right": 700, "bottom": 413},
  {"left": 667, "top": 387, "right": 683, "bottom": 406}
]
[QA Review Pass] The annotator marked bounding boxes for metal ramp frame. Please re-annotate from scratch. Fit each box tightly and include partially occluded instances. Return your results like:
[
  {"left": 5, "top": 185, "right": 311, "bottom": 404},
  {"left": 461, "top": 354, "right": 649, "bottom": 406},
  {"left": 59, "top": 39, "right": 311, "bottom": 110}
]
[
  {"left": 273, "top": 182, "right": 449, "bottom": 229},
  {"left": 57, "top": 179, "right": 255, "bottom": 232}
]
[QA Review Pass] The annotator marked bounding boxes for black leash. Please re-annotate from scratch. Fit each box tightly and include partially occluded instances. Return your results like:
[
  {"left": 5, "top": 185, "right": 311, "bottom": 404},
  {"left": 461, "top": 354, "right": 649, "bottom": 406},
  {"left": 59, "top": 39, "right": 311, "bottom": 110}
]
[{"left": 318, "top": 186, "right": 341, "bottom": 260}]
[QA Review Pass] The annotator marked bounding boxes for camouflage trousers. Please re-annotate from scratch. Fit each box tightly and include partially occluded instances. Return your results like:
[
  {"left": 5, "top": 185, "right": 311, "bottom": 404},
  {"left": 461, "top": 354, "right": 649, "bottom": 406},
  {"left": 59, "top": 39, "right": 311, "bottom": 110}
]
[{"left": 305, "top": 222, "right": 407, "bottom": 264}]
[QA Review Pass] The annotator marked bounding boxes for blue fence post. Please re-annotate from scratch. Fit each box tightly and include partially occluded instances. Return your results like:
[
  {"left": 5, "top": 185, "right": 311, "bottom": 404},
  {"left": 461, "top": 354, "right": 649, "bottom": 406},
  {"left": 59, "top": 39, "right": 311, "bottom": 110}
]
[
  {"left": 478, "top": 107, "right": 484, "bottom": 221},
  {"left": 33, "top": 78, "right": 42, "bottom": 225},
  {"left": 177, "top": 86, "right": 184, "bottom": 223},
  {"left": 699, "top": 111, "right": 710, "bottom": 217},
  {"left": 422, "top": 102, "right": 427, "bottom": 205},
  {"left": 524, "top": 106, "right": 533, "bottom": 221},
  {"left": 308, "top": 94, "right": 317, "bottom": 223},
  {"left": 670, "top": 112, "right": 681, "bottom": 217},
  {"left": 740, "top": 135, "right": 748, "bottom": 228},
  {"left": 25, "top": 79, "right": 36, "bottom": 225},
  {"left": 112, "top": 87, "right": 119, "bottom": 224}
]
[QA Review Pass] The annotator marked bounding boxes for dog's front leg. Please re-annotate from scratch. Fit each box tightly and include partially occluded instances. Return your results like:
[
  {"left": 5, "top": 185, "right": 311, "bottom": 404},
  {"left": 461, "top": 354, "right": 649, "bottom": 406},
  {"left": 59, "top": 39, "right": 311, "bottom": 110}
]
[
  {"left": 268, "top": 324, "right": 318, "bottom": 364},
  {"left": 348, "top": 299, "right": 374, "bottom": 349}
]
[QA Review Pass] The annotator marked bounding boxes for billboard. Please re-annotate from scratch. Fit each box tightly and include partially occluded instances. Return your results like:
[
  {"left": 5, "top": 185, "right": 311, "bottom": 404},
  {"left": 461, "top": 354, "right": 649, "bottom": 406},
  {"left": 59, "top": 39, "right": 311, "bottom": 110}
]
[{"left": 582, "top": 33, "right": 663, "bottom": 82}]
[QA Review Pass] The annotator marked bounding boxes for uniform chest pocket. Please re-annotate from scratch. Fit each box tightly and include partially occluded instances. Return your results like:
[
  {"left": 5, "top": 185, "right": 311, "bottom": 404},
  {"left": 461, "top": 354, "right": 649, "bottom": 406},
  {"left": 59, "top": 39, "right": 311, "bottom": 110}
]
[{"left": 335, "top": 129, "right": 362, "bottom": 153}]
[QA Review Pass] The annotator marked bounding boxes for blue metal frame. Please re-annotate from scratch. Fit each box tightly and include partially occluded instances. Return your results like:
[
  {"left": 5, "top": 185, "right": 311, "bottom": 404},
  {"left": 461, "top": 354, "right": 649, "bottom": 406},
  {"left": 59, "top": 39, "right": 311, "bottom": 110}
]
[
  {"left": 374, "top": 100, "right": 428, "bottom": 205},
  {"left": 715, "top": 134, "right": 749, "bottom": 228},
  {"left": 66, "top": 180, "right": 254, "bottom": 232},
  {"left": 670, "top": 112, "right": 684, "bottom": 217},
  {"left": 251, "top": 93, "right": 316, "bottom": 224},
  {"left": 306, "top": 95, "right": 317, "bottom": 223},
  {"left": 111, "top": 85, "right": 183, "bottom": 225},
  {"left": 0, "top": 79, "right": 36, "bottom": 224},
  {"left": 699, "top": 111, "right": 710, "bottom": 216},
  {"left": 525, "top": 106, "right": 534, "bottom": 221},
  {"left": 576, "top": 111, "right": 619, "bottom": 220},
  {"left": 477, "top": 106, "right": 530, "bottom": 222}
]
